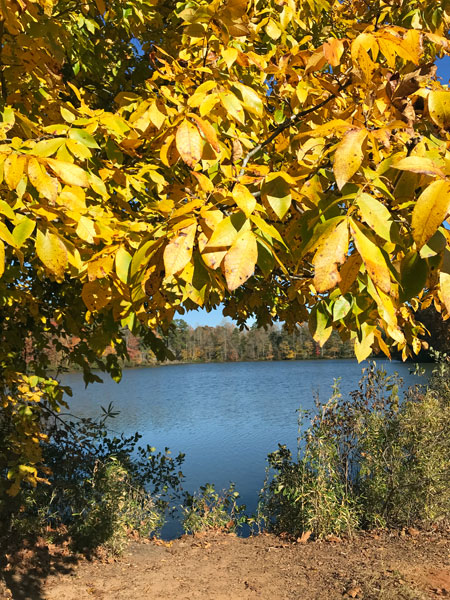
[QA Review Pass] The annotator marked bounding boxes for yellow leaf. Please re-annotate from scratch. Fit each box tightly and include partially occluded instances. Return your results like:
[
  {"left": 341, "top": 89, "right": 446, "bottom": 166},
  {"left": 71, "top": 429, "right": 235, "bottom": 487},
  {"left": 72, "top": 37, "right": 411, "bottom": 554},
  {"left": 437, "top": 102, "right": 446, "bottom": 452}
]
[
  {"left": 411, "top": 180, "right": 450, "bottom": 249},
  {"left": 428, "top": 90, "right": 450, "bottom": 130},
  {"left": 232, "top": 184, "right": 256, "bottom": 217},
  {"left": 57, "top": 186, "right": 87, "bottom": 213},
  {"left": 262, "top": 173, "right": 292, "bottom": 220},
  {"left": 350, "top": 221, "right": 391, "bottom": 293},
  {"left": 354, "top": 325, "right": 375, "bottom": 362},
  {"left": 163, "top": 222, "right": 197, "bottom": 277},
  {"left": 82, "top": 280, "right": 112, "bottom": 312},
  {"left": 232, "top": 82, "right": 264, "bottom": 117},
  {"left": 356, "top": 193, "right": 394, "bottom": 242},
  {"left": 175, "top": 120, "right": 202, "bottom": 169},
  {"left": 393, "top": 156, "right": 445, "bottom": 178},
  {"left": 188, "top": 114, "right": 220, "bottom": 153},
  {"left": 4, "top": 153, "right": 26, "bottom": 190},
  {"left": 323, "top": 37, "right": 345, "bottom": 67},
  {"left": 222, "top": 47, "right": 238, "bottom": 69},
  {"left": 351, "top": 32, "right": 378, "bottom": 62},
  {"left": 0, "top": 222, "right": 17, "bottom": 247},
  {"left": 313, "top": 220, "right": 348, "bottom": 292},
  {"left": 207, "top": 213, "right": 249, "bottom": 247},
  {"left": 88, "top": 255, "right": 114, "bottom": 281},
  {"left": 355, "top": 45, "right": 377, "bottom": 84},
  {"left": 266, "top": 19, "right": 281, "bottom": 40},
  {"left": 223, "top": 230, "right": 258, "bottom": 291},
  {"left": 33, "top": 138, "right": 65, "bottom": 157},
  {"left": 160, "top": 134, "right": 176, "bottom": 167},
  {"left": 198, "top": 232, "right": 226, "bottom": 270},
  {"left": 76, "top": 216, "right": 97, "bottom": 244},
  {"left": 115, "top": 246, "right": 132, "bottom": 284},
  {"left": 333, "top": 129, "right": 367, "bottom": 190},
  {"left": 46, "top": 158, "right": 89, "bottom": 187},
  {"left": 219, "top": 92, "right": 245, "bottom": 124},
  {"left": 27, "top": 158, "right": 58, "bottom": 202},
  {"left": 199, "top": 94, "right": 220, "bottom": 117},
  {"left": 191, "top": 171, "right": 214, "bottom": 193},
  {"left": 66, "top": 139, "right": 92, "bottom": 160},
  {"left": 35, "top": 229, "right": 68, "bottom": 278},
  {"left": 148, "top": 102, "right": 166, "bottom": 129}
]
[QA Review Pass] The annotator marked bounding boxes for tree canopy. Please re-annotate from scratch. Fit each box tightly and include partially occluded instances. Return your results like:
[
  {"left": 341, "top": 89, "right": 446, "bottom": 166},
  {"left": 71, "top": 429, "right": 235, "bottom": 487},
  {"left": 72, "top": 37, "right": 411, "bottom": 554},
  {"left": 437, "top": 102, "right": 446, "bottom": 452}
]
[{"left": 1, "top": 0, "right": 450, "bottom": 493}]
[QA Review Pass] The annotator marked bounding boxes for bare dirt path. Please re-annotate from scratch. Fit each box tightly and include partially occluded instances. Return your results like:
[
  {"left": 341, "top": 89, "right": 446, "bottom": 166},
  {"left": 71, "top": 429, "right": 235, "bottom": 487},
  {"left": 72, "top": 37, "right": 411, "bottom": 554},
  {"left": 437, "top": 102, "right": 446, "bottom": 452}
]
[{"left": 1, "top": 530, "right": 449, "bottom": 600}]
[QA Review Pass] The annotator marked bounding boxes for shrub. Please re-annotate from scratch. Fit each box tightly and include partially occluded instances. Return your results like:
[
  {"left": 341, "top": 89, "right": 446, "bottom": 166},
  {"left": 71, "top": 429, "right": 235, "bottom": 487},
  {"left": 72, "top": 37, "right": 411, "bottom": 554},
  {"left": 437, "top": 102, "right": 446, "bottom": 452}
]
[
  {"left": 2, "top": 403, "right": 185, "bottom": 554},
  {"left": 182, "top": 483, "right": 246, "bottom": 534},
  {"left": 258, "top": 361, "right": 450, "bottom": 538}
]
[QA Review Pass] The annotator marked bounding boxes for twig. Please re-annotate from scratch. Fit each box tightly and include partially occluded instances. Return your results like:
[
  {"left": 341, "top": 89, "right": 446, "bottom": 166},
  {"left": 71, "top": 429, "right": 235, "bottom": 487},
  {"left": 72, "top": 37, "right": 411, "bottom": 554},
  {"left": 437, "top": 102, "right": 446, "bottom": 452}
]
[
  {"left": 238, "top": 79, "right": 351, "bottom": 179},
  {"left": 0, "top": 21, "right": 7, "bottom": 102}
]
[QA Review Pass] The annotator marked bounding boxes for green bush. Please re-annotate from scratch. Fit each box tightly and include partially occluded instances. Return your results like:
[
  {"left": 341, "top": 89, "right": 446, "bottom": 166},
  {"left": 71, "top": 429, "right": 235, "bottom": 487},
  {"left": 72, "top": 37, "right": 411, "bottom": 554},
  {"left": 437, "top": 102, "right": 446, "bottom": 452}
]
[
  {"left": 2, "top": 404, "right": 185, "bottom": 554},
  {"left": 182, "top": 483, "right": 246, "bottom": 534},
  {"left": 258, "top": 361, "right": 450, "bottom": 538}
]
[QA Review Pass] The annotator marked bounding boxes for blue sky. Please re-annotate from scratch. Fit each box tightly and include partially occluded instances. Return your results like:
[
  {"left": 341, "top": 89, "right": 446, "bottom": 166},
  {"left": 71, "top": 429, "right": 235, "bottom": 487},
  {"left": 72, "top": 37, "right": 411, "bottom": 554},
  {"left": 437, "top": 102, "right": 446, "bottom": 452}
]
[{"left": 180, "top": 56, "right": 450, "bottom": 328}]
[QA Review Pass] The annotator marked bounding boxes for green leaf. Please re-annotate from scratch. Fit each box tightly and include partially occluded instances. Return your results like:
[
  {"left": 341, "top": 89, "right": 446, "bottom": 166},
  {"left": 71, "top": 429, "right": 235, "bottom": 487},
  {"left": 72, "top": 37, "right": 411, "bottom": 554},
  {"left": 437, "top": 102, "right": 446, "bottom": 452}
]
[
  {"left": 400, "top": 252, "right": 428, "bottom": 302},
  {"left": 256, "top": 239, "right": 275, "bottom": 278},
  {"left": 13, "top": 217, "right": 35, "bottom": 248},
  {"left": 33, "top": 138, "right": 65, "bottom": 157},
  {"left": 68, "top": 129, "right": 100, "bottom": 149},
  {"left": 356, "top": 193, "right": 395, "bottom": 242},
  {"left": 232, "top": 82, "right": 264, "bottom": 116},
  {"left": 333, "top": 296, "right": 351, "bottom": 321},
  {"left": 261, "top": 173, "right": 292, "bottom": 219},
  {"left": 309, "top": 303, "right": 332, "bottom": 346}
]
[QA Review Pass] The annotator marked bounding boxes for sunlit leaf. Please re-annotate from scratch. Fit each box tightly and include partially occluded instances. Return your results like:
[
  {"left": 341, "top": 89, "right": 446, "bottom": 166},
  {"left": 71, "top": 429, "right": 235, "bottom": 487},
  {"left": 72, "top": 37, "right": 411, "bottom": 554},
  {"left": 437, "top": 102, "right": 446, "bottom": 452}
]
[
  {"left": 334, "top": 129, "right": 367, "bottom": 190},
  {"left": 35, "top": 229, "right": 68, "bottom": 278},
  {"left": 176, "top": 120, "right": 203, "bottom": 168},
  {"left": 411, "top": 180, "right": 450, "bottom": 248},
  {"left": 163, "top": 223, "right": 197, "bottom": 276},
  {"left": 223, "top": 230, "right": 258, "bottom": 291}
]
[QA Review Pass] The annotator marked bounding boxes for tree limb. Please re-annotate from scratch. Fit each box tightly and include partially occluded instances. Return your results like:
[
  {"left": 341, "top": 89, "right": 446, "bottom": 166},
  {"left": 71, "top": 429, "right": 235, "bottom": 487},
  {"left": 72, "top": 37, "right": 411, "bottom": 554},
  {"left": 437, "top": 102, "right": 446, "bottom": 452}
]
[{"left": 238, "top": 79, "right": 351, "bottom": 179}]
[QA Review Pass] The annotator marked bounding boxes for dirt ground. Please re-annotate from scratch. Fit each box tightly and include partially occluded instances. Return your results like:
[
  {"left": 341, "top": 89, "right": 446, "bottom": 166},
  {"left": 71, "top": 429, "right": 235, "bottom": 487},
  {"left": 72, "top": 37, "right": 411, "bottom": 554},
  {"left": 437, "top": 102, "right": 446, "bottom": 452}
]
[{"left": 1, "top": 529, "right": 449, "bottom": 600}]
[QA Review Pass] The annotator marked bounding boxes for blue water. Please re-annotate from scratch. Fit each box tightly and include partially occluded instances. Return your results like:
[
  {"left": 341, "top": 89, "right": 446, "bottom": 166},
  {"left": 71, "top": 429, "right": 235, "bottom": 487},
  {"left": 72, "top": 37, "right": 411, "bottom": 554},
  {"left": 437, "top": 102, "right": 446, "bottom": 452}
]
[{"left": 62, "top": 359, "right": 430, "bottom": 538}]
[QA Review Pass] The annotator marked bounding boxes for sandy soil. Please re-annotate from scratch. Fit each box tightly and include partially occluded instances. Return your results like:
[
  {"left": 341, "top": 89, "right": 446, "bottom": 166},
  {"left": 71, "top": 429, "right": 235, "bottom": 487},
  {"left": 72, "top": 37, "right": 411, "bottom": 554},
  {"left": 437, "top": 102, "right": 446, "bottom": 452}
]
[{"left": 1, "top": 529, "right": 449, "bottom": 600}]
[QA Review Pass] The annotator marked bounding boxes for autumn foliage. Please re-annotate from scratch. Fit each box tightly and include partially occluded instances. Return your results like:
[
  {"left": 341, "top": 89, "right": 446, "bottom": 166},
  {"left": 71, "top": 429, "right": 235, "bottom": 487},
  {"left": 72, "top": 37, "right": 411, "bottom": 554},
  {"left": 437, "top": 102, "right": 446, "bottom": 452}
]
[{"left": 1, "top": 0, "right": 450, "bottom": 491}]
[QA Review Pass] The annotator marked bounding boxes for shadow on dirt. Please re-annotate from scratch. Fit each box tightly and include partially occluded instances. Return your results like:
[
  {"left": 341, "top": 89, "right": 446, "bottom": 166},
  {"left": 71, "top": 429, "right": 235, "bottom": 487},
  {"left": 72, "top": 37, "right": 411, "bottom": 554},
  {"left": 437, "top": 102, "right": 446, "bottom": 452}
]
[{"left": 0, "top": 534, "right": 82, "bottom": 600}]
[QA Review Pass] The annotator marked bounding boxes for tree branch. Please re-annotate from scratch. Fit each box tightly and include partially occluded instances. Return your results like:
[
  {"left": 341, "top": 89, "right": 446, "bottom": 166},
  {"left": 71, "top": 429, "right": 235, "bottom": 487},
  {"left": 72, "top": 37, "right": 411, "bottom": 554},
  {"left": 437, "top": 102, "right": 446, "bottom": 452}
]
[
  {"left": 0, "top": 21, "right": 7, "bottom": 102},
  {"left": 238, "top": 79, "right": 351, "bottom": 179}
]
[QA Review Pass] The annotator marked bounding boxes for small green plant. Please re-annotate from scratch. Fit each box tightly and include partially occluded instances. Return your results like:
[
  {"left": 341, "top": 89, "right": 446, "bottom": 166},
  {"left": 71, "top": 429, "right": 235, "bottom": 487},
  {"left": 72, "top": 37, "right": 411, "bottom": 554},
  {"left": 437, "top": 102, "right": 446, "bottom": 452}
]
[
  {"left": 258, "top": 360, "right": 450, "bottom": 538},
  {"left": 68, "top": 458, "right": 165, "bottom": 555},
  {"left": 182, "top": 483, "right": 246, "bottom": 534}
]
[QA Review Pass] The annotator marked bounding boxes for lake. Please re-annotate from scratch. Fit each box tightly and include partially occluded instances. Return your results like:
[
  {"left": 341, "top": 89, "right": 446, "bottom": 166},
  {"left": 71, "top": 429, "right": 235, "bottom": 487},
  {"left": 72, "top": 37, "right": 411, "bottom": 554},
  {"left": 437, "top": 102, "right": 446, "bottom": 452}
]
[{"left": 63, "top": 359, "right": 430, "bottom": 538}]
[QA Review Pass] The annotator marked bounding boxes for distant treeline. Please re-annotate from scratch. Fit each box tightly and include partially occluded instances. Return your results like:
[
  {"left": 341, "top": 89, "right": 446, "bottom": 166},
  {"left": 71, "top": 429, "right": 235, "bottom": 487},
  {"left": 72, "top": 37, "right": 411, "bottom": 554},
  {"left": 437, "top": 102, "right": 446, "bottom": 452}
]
[{"left": 122, "top": 320, "right": 355, "bottom": 366}]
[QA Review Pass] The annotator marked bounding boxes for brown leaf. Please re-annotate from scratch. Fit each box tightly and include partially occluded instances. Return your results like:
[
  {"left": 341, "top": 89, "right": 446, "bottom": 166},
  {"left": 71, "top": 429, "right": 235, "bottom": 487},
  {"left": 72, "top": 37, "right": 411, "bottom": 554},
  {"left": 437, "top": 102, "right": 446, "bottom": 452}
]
[{"left": 297, "top": 530, "right": 312, "bottom": 544}]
